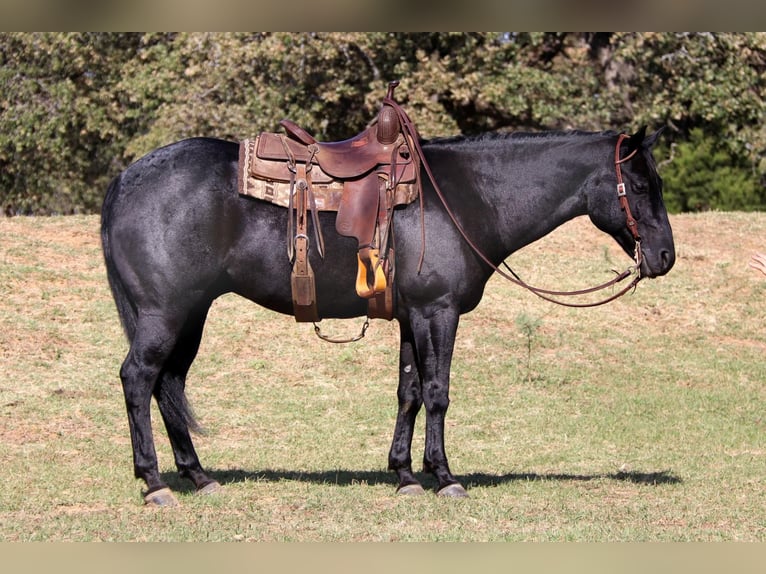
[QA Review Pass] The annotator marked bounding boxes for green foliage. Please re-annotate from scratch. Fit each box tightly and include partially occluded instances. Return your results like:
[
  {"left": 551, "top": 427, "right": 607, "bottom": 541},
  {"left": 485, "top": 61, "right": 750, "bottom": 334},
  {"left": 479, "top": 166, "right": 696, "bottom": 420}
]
[
  {"left": 515, "top": 311, "right": 543, "bottom": 383},
  {"left": 0, "top": 33, "right": 143, "bottom": 215},
  {"left": 1, "top": 32, "right": 764, "bottom": 215},
  {"left": 661, "top": 129, "right": 765, "bottom": 212}
]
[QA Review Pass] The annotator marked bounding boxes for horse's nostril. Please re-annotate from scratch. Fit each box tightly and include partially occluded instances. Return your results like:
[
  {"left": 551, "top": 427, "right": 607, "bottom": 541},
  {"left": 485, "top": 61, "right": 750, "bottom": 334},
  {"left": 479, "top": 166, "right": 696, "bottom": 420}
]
[{"left": 660, "top": 248, "right": 675, "bottom": 270}]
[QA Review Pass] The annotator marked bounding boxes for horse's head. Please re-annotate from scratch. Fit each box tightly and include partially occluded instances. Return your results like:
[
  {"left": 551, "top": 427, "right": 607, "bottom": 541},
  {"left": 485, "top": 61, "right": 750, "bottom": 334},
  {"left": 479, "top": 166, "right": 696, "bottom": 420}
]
[{"left": 589, "top": 127, "right": 675, "bottom": 278}]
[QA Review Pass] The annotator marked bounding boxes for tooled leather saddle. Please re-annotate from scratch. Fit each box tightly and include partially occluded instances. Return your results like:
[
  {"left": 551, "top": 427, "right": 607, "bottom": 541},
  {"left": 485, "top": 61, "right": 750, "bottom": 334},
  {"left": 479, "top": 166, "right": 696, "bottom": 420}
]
[{"left": 237, "top": 81, "right": 420, "bottom": 323}]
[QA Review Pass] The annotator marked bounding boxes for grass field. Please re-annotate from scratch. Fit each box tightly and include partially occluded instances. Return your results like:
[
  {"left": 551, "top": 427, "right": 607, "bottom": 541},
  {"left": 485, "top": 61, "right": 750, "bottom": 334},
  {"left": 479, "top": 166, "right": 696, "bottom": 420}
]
[{"left": 1, "top": 212, "right": 765, "bottom": 541}]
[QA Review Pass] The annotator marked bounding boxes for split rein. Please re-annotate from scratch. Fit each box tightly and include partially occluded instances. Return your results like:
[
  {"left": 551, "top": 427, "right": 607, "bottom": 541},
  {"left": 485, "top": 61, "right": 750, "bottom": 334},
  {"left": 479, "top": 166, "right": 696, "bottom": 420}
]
[
  {"left": 498, "top": 133, "right": 643, "bottom": 308},
  {"left": 388, "top": 104, "right": 644, "bottom": 309},
  {"left": 316, "top": 116, "right": 643, "bottom": 343}
]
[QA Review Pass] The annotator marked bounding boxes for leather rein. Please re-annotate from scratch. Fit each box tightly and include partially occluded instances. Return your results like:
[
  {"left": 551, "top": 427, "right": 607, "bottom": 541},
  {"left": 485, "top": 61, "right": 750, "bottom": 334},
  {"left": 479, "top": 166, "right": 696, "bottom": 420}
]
[{"left": 387, "top": 98, "right": 644, "bottom": 308}]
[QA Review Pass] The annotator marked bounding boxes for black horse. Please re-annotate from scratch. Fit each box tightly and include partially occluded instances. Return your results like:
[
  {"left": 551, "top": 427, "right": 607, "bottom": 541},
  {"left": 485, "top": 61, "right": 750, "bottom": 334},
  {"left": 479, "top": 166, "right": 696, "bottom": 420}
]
[{"left": 101, "top": 127, "right": 675, "bottom": 505}]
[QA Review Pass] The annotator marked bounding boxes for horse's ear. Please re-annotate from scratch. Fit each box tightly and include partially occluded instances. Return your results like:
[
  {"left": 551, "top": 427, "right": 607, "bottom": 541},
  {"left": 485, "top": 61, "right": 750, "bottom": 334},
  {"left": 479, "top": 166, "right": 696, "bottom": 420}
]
[
  {"left": 627, "top": 126, "right": 647, "bottom": 150},
  {"left": 627, "top": 126, "right": 664, "bottom": 152},
  {"left": 642, "top": 126, "right": 665, "bottom": 149}
]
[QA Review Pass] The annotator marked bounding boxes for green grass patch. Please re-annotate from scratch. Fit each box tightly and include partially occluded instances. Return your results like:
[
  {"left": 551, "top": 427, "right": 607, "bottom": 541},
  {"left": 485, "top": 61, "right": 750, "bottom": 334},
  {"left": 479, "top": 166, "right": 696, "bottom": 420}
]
[{"left": 1, "top": 212, "right": 765, "bottom": 541}]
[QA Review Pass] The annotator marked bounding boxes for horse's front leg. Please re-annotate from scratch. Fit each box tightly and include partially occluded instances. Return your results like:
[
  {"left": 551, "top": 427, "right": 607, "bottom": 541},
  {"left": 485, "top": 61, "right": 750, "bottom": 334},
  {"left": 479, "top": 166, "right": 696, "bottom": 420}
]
[
  {"left": 409, "top": 305, "right": 468, "bottom": 497},
  {"left": 388, "top": 322, "right": 426, "bottom": 495}
]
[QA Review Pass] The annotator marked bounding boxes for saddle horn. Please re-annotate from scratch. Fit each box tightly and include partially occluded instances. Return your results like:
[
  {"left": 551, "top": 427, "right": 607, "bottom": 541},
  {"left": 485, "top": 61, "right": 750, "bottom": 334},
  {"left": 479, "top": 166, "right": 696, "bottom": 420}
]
[{"left": 377, "top": 81, "right": 401, "bottom": 145}]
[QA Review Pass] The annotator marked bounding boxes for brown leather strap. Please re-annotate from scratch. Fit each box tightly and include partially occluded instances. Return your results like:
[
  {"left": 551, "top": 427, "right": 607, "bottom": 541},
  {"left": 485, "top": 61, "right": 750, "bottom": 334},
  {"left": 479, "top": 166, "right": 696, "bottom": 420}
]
[
  {"left": 280, "top": 118, "right": 317, "bottom": 145},
  {"left": 383, "top": 96, "right": 643, "bottom": 308},
  {"left": 304, "top": 154, "right": 326, "bottom": 259},
  {"left": 614, "top": 133, "right": 642, "bottom": 260},
  {"left": 291, "top": 164, "right": 319, "bottom": 322},
  {"left": 286, "top": 168, "right": 295, "bottom": 261}
]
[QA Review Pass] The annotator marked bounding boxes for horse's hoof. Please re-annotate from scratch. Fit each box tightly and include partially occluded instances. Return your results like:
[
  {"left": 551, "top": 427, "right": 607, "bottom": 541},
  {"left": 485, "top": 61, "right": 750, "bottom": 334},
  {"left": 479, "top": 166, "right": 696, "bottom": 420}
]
[
  {"left": 143, "top": 487, "right": 179, "bottom": 507},
  {"left": 436, "top": 483, "right": 469, "bottom": 498},
  {"left": 396, "top": 483, "right": 426, "bottom": 496},
  {"left": 196, "top": 480, "right": 222, "bottom": 495}
]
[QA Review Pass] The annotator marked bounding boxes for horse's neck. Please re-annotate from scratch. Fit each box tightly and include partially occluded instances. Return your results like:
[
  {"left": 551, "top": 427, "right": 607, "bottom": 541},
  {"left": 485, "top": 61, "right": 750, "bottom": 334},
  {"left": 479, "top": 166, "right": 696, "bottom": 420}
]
[{"left": 426, "top": 137, "right": 599, "bottom": 259}]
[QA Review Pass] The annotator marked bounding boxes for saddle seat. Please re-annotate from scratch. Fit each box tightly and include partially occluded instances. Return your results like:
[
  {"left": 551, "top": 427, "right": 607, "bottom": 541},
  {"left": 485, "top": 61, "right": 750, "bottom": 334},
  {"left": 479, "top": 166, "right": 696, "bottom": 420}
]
[{"left": 279, "top": 119, "right": 408, "bottom": 180}]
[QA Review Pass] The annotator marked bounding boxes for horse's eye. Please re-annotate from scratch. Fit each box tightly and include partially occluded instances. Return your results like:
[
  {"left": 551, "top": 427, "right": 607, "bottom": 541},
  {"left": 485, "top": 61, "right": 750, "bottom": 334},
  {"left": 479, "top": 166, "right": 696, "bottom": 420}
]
[{"left": 633, "top": 183, "right": 648, "bottom": 195}]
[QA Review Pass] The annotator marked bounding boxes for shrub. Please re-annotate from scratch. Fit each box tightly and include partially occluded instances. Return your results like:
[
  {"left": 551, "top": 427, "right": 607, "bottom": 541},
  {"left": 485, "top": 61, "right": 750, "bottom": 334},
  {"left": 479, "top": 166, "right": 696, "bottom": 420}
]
[{"left": 659, "top": 129, "right": 765, "bottom": 213}]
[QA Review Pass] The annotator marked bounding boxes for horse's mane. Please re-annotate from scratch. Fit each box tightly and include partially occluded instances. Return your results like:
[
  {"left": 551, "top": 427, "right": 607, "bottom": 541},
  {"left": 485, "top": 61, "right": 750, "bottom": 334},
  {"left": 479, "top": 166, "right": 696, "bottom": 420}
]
[{"left": 422, "top": 129, "right": 620, "bottom": 147}]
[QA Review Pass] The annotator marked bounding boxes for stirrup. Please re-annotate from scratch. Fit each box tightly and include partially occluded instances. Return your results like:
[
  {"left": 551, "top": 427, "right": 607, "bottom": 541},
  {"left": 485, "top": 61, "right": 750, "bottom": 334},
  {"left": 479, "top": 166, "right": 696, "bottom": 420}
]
[{"left": 355, "top": 249, "right": 387, "bottom": 298}]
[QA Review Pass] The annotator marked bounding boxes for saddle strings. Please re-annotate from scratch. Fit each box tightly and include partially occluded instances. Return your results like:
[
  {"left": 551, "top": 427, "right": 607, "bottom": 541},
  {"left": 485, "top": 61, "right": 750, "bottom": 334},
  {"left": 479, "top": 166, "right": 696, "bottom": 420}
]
[{"left": 281, "top": 135, "right": 325, "bottom": 261}]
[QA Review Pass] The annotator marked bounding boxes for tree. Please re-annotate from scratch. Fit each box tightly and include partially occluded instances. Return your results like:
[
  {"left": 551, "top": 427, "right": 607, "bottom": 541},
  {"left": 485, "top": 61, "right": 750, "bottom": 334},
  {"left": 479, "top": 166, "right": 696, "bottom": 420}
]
[
  {"left": 1, "top": 32, "right": 764, "bottom": 214},
  {"left": 0, "top": 32, "right": 143, "bottom": 214}
]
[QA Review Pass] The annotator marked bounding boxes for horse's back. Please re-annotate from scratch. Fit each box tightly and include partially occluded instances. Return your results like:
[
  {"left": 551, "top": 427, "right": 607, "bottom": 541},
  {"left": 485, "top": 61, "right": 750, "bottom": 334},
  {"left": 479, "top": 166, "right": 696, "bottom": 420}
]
[{"left": 109, "top": 137, "right": 238, "bottom": 211}]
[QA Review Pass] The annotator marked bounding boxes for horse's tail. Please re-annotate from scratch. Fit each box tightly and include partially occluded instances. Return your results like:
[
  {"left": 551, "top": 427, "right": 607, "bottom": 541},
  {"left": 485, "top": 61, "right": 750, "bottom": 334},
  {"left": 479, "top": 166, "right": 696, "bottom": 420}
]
[{"left": 100, "top": 174, "right": 138, "bottom": 343}]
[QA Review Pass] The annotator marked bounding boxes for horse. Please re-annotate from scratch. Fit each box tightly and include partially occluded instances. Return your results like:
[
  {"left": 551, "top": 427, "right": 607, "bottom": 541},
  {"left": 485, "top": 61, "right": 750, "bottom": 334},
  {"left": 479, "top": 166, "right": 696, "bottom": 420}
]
[{"left": 100, "top": 126, "right": 675, "bottom": 505}]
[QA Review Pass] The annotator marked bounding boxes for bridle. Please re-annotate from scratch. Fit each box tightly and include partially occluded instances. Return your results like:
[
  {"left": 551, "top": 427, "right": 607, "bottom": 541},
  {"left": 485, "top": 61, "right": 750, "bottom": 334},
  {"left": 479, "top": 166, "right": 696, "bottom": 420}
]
[
  {"left": 492, "top": 133, "right": 645, "bottom": 307},
  {"left": 385, "top": 98, "right": 646, "bottom": 308},
  {"left": 614, "top": 132, "right": 642, "bottom": 270}
]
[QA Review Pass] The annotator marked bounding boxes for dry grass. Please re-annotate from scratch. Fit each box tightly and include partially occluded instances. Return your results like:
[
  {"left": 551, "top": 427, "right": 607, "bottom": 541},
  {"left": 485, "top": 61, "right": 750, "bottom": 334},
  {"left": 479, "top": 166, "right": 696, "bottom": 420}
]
[{"left": 1, "top": 212, "right": 765, "bottom": 541}]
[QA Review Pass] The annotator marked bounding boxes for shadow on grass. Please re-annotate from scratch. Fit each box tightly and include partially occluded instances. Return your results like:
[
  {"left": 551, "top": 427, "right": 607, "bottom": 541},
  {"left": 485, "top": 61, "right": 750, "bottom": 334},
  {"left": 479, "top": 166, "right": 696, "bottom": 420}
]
[{"left": 161, "top": 468, "right": 681, "bottom": 494}]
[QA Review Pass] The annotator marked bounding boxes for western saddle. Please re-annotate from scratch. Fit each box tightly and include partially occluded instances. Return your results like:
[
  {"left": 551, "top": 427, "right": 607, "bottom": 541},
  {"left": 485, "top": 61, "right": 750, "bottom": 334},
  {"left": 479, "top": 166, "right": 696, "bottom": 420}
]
[{"left": 237, "top": 81, "right": 420, "bottom": 323}]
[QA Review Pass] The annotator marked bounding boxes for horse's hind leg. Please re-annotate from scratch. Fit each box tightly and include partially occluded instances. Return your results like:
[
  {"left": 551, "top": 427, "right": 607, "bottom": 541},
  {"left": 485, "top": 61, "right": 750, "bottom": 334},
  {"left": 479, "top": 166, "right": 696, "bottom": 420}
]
[
  {"left": 388, "top": 322, "right": 426, "bottom": 495},
  {"left": 120, "top": 313, "right": 184, "bottom": 506},
  {"left": 153, "top": 304, "right": 220, "bottom": 496}
]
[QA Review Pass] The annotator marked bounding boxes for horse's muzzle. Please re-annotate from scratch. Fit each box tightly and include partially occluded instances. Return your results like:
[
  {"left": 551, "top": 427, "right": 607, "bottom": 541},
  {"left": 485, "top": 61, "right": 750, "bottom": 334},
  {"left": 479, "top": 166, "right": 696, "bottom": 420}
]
[{"left": 641, "top": 246, "right": 675, "bottom": 278}]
